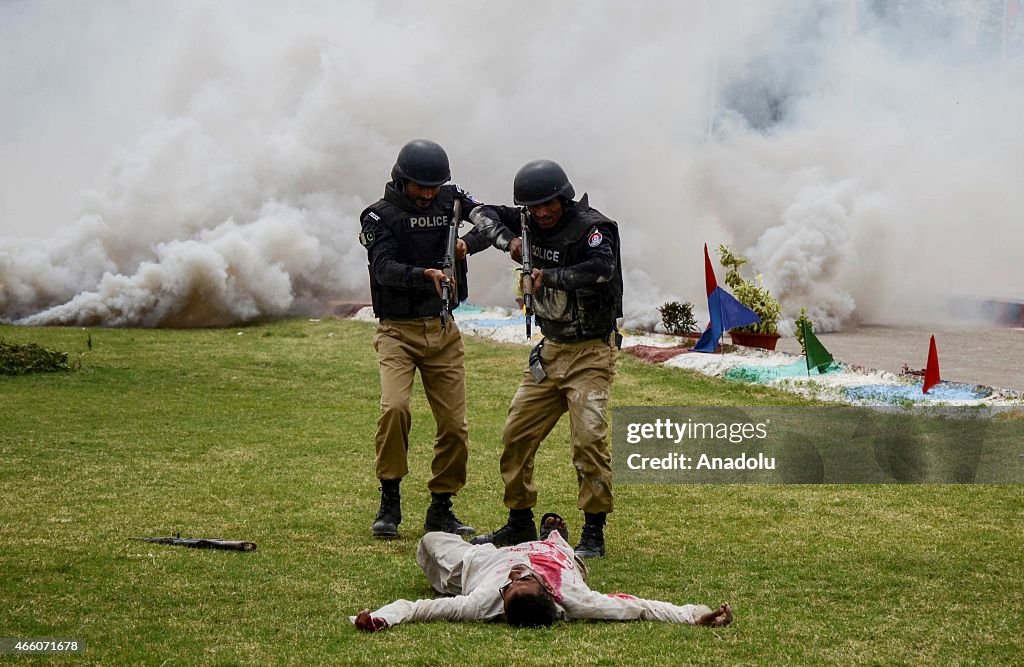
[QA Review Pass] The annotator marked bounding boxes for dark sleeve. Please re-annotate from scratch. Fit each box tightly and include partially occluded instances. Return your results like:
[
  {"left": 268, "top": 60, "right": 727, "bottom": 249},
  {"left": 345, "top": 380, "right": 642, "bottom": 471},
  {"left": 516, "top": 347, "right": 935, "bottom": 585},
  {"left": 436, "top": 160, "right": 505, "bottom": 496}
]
[
  {"left": 448, "top": 184, "right": 505, "bottom": 255},
  {"left": 360, "top": 211, "right": 427, "bottom": 288},
  {"left": 544, "top": 222, "right": 617, "bottom": 291},
  {"left": 465, "top": 205, "right": 522, "bottom": 254}
]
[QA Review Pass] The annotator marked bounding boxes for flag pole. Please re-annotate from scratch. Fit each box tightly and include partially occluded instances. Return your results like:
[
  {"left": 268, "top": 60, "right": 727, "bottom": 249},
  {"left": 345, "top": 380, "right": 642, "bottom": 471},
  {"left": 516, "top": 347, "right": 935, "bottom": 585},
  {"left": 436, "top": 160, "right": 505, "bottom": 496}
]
[
  {"left": 803, "top": 320, "right": 810, "bottom": 376},
  {"left": 719, "top": 289, "right": 725, "bottom": 355}
]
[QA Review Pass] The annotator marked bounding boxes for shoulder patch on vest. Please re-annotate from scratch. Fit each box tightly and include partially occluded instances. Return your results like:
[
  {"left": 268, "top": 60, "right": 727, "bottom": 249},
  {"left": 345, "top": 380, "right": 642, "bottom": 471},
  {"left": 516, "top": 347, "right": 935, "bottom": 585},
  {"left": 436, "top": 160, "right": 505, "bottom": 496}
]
[
  {"left": 587, "top": 229, "right": 603, "bottom": 248},
  {"left": 359, "top": 212, "right": 381, "bottom": 248},
  {"left": 453, "top": 183, "right": 481, "bottom": 205}
]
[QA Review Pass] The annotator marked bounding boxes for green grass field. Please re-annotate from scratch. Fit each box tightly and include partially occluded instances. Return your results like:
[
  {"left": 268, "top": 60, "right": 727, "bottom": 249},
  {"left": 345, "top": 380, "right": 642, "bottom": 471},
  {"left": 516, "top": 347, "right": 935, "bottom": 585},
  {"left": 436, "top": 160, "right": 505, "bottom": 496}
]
[{"left": 1, "top": 319, "right": 1021, "bottom": 665}]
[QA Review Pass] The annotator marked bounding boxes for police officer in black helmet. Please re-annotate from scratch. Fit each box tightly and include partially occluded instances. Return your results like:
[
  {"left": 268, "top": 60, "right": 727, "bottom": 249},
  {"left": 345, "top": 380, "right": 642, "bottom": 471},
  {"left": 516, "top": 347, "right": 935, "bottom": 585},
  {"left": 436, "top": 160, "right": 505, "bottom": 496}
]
[
  {"left": 467, "top": 159, "right": 623, "bottom": 559},
  {"left": 359, "top": 139, "right": 497, "bottom": 539}
]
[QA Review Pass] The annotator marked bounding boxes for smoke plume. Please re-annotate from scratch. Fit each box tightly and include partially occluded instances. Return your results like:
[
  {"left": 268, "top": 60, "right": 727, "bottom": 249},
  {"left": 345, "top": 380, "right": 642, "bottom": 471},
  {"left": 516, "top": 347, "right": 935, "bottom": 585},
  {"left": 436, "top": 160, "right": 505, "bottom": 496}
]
[{"left": 2, "top": 1, "right": 1022, "bottom": 330}]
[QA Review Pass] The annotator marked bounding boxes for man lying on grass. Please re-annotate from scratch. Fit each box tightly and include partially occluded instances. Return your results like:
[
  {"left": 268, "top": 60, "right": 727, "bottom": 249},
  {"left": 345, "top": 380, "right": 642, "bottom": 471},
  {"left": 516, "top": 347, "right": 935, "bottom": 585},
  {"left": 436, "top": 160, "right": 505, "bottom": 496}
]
[{"left": 352, "top": 514, "right": 732, "bottom": 630}]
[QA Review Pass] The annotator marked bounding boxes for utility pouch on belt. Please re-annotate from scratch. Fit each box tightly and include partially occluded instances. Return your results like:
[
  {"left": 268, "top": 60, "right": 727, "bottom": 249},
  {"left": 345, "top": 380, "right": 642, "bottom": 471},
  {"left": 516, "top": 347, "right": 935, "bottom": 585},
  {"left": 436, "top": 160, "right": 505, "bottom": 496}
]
[{"left": 528, "top": 339, "right": 547, "bottom": 383}]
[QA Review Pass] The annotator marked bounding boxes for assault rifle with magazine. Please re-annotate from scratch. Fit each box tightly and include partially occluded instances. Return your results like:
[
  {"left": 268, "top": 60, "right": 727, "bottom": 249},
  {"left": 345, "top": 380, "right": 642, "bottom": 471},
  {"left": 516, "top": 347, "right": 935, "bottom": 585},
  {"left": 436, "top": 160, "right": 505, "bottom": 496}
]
[
  {"left": 439, "top": 198, "right": 462, "bottom": 331},
  {"left": 520, "top": 210, "right": 534, "bottom": 340}
]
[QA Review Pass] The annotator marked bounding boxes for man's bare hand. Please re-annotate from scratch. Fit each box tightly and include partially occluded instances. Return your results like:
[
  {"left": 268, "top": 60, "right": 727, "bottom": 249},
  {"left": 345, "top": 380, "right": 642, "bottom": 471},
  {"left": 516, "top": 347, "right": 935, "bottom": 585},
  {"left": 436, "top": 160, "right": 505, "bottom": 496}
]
[
  {"left": 424, "top": 268, "right": 455, "bottom": 298},
  {"left": 355, "top": 609, "right": 389, "bottom": 633},
  {"left": 508, "top": 237, "right": 523, "bottom": 263},
  {"left": 530, "top": 268, "right": 544, "bottom": 292},
  {"left": 694, "top": 602, "right": 733, "bottom": 627},
  {"left": 456, "top": 238, "right": 468, "bottom": 261}
]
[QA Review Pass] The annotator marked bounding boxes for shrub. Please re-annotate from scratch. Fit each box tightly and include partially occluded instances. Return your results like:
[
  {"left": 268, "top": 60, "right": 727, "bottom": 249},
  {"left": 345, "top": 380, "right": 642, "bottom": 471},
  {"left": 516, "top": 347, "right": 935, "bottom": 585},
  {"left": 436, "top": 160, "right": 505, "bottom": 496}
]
[
  {"left": 0, "top": 339, "right": 71, "bottom": 375},
  {"left": 658, "top": 301, "right": 698, "bottom": 335},
  {"left": 794, "top": 308, "right": 813, "bottom": 354}
]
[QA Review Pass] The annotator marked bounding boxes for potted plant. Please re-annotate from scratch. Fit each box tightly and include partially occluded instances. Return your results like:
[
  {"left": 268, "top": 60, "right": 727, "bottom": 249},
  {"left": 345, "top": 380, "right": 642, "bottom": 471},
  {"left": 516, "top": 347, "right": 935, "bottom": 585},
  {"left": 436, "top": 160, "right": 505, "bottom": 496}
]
[
  {"left": 657, "top": 301, "right": 700, "bottom": 339},
  {"left": 717, "top": 244, "right": 781, "bottom": 350}
]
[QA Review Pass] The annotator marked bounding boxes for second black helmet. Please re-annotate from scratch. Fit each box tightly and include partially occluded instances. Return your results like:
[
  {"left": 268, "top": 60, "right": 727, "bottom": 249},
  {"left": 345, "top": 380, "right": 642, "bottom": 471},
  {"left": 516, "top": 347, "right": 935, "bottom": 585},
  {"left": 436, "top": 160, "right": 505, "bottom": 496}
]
[
  {"left": 391, "top": 139, "right": 451, "bottom": 186},
  {"left": 513, "top": 159, "right": 575, "bottom": 206}
]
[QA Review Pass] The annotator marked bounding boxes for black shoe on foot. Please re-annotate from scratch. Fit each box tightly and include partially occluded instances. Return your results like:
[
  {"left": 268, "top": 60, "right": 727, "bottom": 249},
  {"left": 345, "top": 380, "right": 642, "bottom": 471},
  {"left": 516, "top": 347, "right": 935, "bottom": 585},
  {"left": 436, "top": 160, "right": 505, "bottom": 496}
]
[
  {"left": 470, "top": 520, "right": 537, "bottom": 547},
  {"left": 371, "top": 515, "right": 399, "bottom": 538},
  {"left": 424, "top": 493, "right": 475, "bottom": 535},
  {"left": 371, "top": 483, "right": 401, "bottom": 539},
  {"left": 574, "top": 523, "right": 605, "bottom": 558}
]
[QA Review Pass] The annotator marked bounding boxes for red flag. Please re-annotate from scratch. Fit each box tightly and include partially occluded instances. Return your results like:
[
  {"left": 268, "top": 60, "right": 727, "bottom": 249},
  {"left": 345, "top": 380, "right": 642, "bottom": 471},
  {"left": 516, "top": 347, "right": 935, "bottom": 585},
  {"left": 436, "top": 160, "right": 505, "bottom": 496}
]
[
  {"left": 923, "top": 335, "right": 940, "bottom": 394},
  {"left": 703, "top": 244, "right": 718, "bottom": 296}
]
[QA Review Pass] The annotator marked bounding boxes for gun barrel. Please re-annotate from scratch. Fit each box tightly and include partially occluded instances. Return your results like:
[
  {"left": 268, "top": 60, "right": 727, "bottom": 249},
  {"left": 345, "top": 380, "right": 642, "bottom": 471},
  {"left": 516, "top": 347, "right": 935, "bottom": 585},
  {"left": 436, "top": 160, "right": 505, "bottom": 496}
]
[
  {"left": 194, "top": 539, "right": 257, "bottom": 552},
  {"left": 130, "top": 537, "right": 257, "bottom": 552}
]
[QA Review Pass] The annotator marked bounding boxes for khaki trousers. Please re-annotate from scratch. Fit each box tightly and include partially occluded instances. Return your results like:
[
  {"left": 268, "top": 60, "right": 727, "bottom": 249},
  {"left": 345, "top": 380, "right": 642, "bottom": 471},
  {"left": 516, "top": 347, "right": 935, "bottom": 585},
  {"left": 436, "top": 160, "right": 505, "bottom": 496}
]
[
  {"left": 373, "top": 318, "right": 469, "bottom": 495},
  {"left": 500, "top": 338, "right": 617, "bottom": 514}
]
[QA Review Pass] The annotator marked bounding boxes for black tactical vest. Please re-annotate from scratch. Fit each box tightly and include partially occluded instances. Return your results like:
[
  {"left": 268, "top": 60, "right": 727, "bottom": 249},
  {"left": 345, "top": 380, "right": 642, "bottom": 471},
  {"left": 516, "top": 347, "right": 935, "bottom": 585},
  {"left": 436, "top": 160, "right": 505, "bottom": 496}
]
[
  {"left": 362, "top": 185, "right": 469, "bottom": 320},
  {"left": 530, "top": 202, "right": 622, "bottom": 342}
]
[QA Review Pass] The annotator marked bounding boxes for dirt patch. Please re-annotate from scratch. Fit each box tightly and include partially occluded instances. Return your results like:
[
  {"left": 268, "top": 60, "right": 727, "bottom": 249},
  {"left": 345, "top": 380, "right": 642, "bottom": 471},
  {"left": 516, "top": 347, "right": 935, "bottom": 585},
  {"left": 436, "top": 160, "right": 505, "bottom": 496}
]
[{"left": 626, "top": 345, "right": 691, "bottom": 364}]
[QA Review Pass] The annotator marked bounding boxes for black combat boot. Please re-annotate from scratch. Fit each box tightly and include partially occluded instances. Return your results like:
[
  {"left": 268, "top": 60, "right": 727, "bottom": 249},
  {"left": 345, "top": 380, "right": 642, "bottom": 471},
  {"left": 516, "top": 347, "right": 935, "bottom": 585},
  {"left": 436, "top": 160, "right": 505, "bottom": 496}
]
[
  {"left": 470, "top": 508, "right": 537, "bottom": 547},
  {"left": 371, "top": 479, "right": 401, "bottom": 539},
  {"left": 574, "top": 512, "right": 606, "bottom": 558},
  {"left": 424, "top": 492, "right": 475, "bottom": 535}
]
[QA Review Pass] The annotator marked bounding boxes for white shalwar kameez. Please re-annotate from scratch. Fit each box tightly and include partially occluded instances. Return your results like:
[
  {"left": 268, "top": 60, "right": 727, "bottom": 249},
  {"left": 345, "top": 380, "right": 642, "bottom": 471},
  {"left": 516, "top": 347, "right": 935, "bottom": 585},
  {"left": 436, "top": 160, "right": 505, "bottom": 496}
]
[{"left": 350, "top": 531, "right": 712, "bottom": 627}]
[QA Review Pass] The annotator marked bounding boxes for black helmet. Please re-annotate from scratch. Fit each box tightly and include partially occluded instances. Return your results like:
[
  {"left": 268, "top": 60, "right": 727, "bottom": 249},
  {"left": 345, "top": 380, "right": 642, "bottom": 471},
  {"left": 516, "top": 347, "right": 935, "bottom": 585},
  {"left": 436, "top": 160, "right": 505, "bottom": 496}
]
[
  {"left": 513, "top": 159, "right": 575, "bottom": 205},
  {"left": 391, "top": 139, "right": 451, "bottom": 186}
]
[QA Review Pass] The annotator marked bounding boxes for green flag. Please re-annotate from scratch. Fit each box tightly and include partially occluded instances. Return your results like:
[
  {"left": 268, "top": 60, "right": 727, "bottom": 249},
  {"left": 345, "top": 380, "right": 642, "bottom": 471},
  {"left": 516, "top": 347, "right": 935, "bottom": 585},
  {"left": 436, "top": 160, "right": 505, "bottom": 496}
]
[{"left": 802, "top": 319, "right": 833, "bottom": 375}]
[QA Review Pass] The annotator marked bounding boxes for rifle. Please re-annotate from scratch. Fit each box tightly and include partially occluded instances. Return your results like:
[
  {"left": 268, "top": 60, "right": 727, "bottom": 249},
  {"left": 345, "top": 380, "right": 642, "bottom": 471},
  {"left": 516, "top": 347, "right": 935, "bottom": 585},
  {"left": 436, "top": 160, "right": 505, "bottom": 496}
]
[
  {"left": 440, "top": 198, "right": 461, "bottom": 331},
  {"left": 130, "top": 534, "right": 257, "bottom": 552},
  {"left": 520, "top": 210, "right": 534, "bottom": 340}
]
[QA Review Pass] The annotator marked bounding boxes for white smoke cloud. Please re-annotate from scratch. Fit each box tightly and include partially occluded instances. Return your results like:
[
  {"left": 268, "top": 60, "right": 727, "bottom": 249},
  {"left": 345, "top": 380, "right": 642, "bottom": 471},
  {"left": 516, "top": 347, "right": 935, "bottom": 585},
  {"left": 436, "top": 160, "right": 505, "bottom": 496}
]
[{"left": 2, "top": 1, "right": 1022, "bottom": 329}]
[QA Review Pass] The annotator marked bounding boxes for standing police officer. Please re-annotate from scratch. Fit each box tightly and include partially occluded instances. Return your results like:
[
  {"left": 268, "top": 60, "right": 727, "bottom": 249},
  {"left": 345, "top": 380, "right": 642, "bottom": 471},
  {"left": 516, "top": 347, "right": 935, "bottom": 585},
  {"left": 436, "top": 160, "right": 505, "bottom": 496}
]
[
  {"left": 466, "top": 159, "right": 623, "bottom": 558},
  {"left": 359, "top": 139, "right": 494, "bottom": 539}
]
